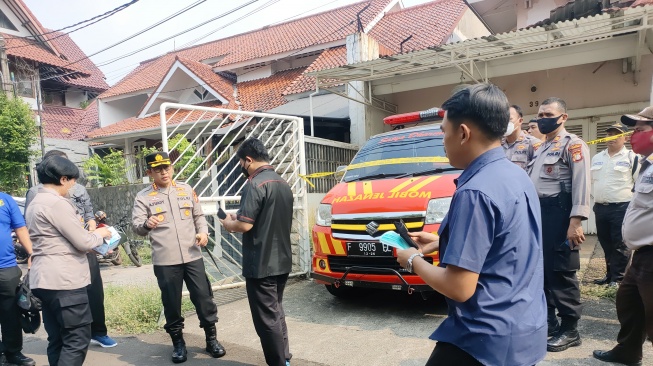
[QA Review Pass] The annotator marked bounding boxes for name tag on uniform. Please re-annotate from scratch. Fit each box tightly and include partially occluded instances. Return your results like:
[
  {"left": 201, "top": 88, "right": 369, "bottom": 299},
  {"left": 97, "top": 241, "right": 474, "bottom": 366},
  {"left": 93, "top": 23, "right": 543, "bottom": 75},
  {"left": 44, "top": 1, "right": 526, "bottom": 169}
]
[
  {"left": 178, "top": 196, "right": 191, "bottom": 201},
  {"left": 616, "top": 161, "right": 630, "bottom": 167},
  {"left": 149, "top": 199, "right": 164, "bottom": 206},
  {"left": 547, "top": 151, "right": 561, "bottom": 157}
]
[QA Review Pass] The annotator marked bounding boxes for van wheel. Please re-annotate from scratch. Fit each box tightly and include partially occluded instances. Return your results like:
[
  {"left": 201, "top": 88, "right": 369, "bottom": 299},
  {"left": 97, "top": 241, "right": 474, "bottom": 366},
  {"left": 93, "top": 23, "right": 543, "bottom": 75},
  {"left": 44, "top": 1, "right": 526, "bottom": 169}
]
[{"left": 325, "top": 284, "right": 354, "bottom": 298}]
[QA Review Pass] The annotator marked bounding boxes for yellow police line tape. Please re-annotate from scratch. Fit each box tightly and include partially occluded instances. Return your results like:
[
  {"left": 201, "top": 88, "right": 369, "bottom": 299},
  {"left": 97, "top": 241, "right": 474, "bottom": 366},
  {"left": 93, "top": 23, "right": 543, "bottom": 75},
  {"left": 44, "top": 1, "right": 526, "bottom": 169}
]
[
  {"left": 585, "top": 131, "right": 633, "bottom": 145},
  {"left": 299, "top": 132, "right": 633, "bottom": 188},
  {"left": 299, "top": 156, "right": 449, "bottom": 188}
]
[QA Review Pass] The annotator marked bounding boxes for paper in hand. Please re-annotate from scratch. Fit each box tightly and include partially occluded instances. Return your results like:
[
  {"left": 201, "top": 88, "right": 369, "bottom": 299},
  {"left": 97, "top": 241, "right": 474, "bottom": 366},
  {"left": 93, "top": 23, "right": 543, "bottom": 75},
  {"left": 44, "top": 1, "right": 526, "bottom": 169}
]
[
  {"left": 379, "top": 231, "right": 411, "bottom": 250},
  {"left": 93, "top": 227, "right": 121, "bottom": 255}
]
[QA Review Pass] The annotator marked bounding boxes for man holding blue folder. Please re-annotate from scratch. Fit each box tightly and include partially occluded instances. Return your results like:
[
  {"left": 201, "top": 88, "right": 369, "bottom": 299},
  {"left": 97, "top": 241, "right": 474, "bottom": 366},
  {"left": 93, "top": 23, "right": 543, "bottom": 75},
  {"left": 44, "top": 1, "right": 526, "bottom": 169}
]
[{"left": 397, "top": 84, "right": 547, "bottom": 366}]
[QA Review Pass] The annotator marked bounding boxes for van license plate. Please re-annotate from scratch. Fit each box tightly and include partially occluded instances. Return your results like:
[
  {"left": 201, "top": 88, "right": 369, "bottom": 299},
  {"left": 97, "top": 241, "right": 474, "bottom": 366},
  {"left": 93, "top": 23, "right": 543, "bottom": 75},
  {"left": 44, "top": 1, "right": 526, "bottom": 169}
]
[{"left": 346, "top": 242, "right": 393, "bottom": 257}]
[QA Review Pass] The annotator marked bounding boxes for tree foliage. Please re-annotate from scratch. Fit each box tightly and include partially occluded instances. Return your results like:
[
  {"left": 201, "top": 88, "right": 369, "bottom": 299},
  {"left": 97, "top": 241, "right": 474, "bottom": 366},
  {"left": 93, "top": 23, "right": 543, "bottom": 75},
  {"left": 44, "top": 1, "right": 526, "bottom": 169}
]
[
  {"left": 168, "top": 134, "right": 204, "bottom": 181},
  {"left": 0, "top": 94, "right": 38, "bottom": 195},
  {"left": 83, "top": 149, "right": 131, "bottom": 187}
]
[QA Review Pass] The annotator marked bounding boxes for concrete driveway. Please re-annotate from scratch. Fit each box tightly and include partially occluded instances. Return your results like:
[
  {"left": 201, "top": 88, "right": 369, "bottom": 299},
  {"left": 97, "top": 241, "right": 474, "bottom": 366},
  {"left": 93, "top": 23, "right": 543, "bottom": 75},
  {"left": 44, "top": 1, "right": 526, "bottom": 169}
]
[{"left": 12, "top": 236, "right": 652, "bottom": 365}]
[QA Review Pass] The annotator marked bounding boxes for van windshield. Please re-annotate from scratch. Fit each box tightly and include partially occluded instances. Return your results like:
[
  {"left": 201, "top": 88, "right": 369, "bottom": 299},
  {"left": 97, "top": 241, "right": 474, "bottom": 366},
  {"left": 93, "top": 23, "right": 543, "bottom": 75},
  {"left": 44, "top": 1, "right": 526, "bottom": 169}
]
[{"left": 343, "top": 127, "right": 457, "bottom": 182}]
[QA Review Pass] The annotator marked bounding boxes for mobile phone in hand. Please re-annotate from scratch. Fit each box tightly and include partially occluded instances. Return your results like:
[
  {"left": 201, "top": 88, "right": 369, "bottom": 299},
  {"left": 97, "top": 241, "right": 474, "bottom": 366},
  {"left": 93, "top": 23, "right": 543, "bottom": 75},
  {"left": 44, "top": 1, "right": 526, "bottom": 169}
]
[
  {"left": 217, "top": 207, "right": 227, "bottom": 220},
  {"left": 393, "top": 220, "right": 419, "bottom": 249}
]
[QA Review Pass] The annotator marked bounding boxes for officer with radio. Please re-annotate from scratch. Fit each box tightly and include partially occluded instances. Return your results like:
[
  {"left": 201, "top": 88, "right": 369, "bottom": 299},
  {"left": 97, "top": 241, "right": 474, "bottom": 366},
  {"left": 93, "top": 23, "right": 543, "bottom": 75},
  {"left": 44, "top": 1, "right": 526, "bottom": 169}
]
[
  {"left": 132, "top": 152, "right": 225, "bottom": 363},
  {"left": 528, "top": 97, "right": 591, "bottom": 352}
]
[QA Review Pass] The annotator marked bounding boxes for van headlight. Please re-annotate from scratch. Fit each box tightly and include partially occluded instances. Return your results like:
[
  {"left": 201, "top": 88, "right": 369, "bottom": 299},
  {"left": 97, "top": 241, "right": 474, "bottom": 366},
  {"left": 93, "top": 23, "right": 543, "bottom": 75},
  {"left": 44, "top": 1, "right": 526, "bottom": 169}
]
[
  {"left": 425, "top": 197, "right": 451, "bottom": 224},
  {"left": 316, "top": 204, "right": 332, "bottom": 226}
]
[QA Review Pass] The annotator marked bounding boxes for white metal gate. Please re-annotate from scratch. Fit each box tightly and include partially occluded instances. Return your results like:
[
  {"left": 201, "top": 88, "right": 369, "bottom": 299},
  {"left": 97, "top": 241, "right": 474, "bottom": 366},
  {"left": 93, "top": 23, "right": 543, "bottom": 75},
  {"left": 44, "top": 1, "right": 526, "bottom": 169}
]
[{"left": 158, "top": 103, "right": 310, "bottom": 289}]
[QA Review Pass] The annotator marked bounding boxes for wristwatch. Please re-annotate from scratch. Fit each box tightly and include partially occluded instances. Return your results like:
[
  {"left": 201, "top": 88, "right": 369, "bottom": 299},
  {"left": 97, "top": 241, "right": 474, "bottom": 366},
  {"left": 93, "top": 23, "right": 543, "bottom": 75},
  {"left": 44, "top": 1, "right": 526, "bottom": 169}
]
[{"left": 406, "top": 252, "right": 424, "bottom": 273}]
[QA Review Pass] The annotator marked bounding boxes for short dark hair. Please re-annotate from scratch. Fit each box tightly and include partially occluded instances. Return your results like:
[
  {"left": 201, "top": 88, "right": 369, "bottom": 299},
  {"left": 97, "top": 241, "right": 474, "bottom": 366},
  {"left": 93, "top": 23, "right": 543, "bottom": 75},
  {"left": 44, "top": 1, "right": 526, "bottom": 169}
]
[
  {"left": 43, "top": 150, "right": 68, "bottom": 159},
  {"left": 236, "top": 138, "right": 270, "bottom": 162},
  {"left": 541, "top": 97, "right": 567, "bottom": 113},
  {"left": 37, "top": 156, "right": 79, "bottom": 185},
  {"left": 511, "top": 105, "right": 523, "bottom": 118},
  {"left": 442, "top": 83, "right": 510, "bottom": 140}
]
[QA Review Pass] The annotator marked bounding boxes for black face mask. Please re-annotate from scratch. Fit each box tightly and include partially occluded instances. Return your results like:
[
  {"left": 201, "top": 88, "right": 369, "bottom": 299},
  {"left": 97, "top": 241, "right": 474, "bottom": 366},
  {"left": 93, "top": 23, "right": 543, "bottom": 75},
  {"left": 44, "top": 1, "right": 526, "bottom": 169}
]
[
  {"left": 536, "top": 115, "right": 563, "bottom": 134},
  {"left": 241, "top": 161, "right": 251, "bottom": 178}
]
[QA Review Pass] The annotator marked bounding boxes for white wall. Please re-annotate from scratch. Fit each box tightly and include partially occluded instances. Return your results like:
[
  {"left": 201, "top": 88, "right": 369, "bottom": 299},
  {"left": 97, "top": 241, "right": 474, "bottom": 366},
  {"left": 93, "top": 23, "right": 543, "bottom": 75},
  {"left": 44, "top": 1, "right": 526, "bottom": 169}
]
[
  {"left": 451, "top": 8, "right": 491, "bottom": 42},
  {"left": 99, "top": 95, "right": 149, "bottom": 127},
  {"left": 391, "top": 56, "right": 653, "bottom": 115},
  {"left": 236, "top": 64, "right": 272, "bottom": 82},
  {"left": 0, "top": 2, "right": 34, "bottom": 37}
]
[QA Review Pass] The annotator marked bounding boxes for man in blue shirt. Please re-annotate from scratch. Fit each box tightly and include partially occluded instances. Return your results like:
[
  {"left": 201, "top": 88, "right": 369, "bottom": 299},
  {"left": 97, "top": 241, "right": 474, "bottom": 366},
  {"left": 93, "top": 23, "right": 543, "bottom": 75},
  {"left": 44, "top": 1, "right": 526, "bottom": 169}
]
[
  {"left": 0, "top": 192, "right": 36, "bottom": 366},
  {"left": 398, "top": 84, "right": 547, "bottom": 366}
]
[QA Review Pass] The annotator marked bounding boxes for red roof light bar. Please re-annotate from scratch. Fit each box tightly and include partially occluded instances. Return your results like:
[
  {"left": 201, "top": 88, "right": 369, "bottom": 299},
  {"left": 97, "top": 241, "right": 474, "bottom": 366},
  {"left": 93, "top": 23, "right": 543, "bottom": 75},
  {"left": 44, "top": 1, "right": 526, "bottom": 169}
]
[{"left": 383, "top": 107, "right": 445, "bottom": 125}]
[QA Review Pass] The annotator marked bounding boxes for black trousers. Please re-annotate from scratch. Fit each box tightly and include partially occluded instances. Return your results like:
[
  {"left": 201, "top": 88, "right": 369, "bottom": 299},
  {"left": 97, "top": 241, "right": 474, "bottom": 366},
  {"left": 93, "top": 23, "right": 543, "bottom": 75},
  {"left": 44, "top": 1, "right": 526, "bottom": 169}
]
[
  {"left": 32, "top": 287, "right": 92, "bottom": 366},
  {"left": 245, "top": 273, "right": 290, "bottom": 366},
  {"left": 153, "top": 259, "right": 217, "bottom": 334},
  {"left": 540, "top": 197, "right": 582, "bottom": 322},
  {"left": 86, "top": 253, "right": 107, "bottom": 337},
  {"left": 425, "top": 342, "right": 482, "bottom": 366},
  {"left": 594, "top": 203, "right": 631, "bottom": 282},
  {"left": 610, "top": 246, "right": 653, "bottom": 362},
  {"left": 0, "top": 266, "right": 23, "bottom": 354}
]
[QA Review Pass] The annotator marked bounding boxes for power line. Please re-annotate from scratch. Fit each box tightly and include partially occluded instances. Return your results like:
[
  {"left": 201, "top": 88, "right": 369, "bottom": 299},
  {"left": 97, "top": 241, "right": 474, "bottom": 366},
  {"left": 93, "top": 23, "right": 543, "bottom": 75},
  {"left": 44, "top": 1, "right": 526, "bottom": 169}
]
[
  {"left": 94, "top": 0, "right": 261, "bottom": 67},
  {"left": 36, "top": 0, "right": 261, "bottom": 83},
  {"left": 60, "top": 0, "right": 207, "bottom": 70},
  {"left": 138, "top": 19, "right": 355, "bottom": 96},
  {"left": 180, "top": 0, "right": 280, "bottom": 48},
  {"left": 34, "top": 0, "right": 139, "bottom": 38},
  {"left": 4, "top": 0, "right": 140, "bottom": 51}
]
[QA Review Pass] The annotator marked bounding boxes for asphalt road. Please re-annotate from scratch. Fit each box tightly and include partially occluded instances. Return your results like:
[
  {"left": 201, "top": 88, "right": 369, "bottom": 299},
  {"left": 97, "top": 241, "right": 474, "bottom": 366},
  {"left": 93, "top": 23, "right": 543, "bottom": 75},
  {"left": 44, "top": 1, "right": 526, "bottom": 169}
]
[{"left": 8, "top": 236, "right": 652, "bottom": 365}]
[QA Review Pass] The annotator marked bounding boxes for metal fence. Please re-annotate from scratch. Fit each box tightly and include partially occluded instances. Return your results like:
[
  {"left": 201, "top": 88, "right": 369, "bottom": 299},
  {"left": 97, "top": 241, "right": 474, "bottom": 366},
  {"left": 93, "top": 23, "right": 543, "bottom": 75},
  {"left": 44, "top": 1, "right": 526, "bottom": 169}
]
[
  {"left": 304, "top": 136, "right": 359, "bottom": 193},
  {"left": 158, "top": 103, "right": 310, "bottom": 289}
]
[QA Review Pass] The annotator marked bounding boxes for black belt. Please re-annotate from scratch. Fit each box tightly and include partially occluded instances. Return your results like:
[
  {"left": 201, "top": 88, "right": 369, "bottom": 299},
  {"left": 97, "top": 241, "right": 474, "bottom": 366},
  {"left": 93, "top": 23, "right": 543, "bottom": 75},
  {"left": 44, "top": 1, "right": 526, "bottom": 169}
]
[
  {"left": 595, "top": 202, "right": 629, "bottom": 206},
  {"left": 636, "top": 245, "right": 653, "bottom": 253}
]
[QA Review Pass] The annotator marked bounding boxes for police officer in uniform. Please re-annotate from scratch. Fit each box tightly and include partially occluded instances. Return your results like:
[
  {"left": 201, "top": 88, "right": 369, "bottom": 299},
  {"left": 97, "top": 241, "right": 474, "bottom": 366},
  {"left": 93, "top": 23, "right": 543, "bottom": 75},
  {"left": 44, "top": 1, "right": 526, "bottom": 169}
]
[
  {"left": 591, "top": 122, "right": 638, "bottom": 287},
  {"left": 527, "top": 97, "right": 591, "bottom": 352},
  {"left": 502, "top": 105, "right": 541, "bottom": 169},
  {"left": 593, "top": 106, "right": 653, "bottom": 366},
  {"left": 132, "top": 152, "right": 226, "bottom": 363}
]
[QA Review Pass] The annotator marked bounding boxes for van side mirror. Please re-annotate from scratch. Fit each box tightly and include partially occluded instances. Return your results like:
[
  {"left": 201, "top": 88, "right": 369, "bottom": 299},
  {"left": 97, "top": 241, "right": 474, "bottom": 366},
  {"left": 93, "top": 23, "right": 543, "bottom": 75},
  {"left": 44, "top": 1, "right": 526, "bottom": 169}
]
[{"left": 334, "top": 165, "right": 347, "bottom": 181}]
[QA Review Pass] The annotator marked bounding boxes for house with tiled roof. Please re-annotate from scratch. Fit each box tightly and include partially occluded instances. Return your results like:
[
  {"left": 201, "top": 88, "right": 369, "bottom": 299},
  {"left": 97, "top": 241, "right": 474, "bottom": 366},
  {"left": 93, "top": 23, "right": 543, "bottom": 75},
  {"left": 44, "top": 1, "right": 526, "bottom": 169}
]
[
  {"left": 85, "top": 0, "right": 488, "bottom": 176},
  {"left": 0, "top": 0, "right": 108, "bottom": 168},
  {"left": 311, "top": 0, "right": 653, "bottom": 232}
]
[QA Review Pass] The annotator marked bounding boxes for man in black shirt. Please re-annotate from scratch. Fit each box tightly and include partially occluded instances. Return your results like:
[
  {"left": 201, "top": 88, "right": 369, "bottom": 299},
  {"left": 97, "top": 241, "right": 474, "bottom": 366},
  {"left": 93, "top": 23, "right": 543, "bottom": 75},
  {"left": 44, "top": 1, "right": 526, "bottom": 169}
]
[{"left": 220, "top": 138, "right": 294, "bottom": 366}]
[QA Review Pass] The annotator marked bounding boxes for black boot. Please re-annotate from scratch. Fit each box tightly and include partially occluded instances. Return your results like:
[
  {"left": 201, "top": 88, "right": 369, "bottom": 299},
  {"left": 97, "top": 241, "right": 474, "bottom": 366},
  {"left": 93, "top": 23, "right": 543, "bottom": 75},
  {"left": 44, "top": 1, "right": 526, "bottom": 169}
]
[
  {"left": 547, "top": 308, "right": 560, "bottom": 338},
  {"left": 4, "top": 352, "right": 36, "bottom": 366},
  {"left": 204, "top": 325, "right": 226, "bottom": 358},
  {"left": 170, "top": 331, "right": 188, "bottom": 363},
  {"left": 547, "top": 317, "right": 581, "bottom": 352}
]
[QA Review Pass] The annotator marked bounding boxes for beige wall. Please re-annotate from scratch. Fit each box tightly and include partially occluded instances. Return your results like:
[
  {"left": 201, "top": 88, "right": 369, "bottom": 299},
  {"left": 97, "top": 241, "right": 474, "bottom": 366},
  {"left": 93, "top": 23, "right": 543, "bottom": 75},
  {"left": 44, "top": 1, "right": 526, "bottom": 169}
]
[
  {"left": 453, "top": 9, "right": 492, "bottom": 41},
  {"left": 392, "top": 55, "right": 653, "bottom": 115}
]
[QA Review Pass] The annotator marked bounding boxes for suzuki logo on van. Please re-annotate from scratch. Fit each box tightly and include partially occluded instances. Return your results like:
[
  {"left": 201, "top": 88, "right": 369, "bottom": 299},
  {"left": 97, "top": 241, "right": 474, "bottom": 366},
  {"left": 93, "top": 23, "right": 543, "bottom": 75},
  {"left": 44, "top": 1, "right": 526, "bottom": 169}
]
[{"left": 366, "top": 221, "right": 380, "bottom": 237}]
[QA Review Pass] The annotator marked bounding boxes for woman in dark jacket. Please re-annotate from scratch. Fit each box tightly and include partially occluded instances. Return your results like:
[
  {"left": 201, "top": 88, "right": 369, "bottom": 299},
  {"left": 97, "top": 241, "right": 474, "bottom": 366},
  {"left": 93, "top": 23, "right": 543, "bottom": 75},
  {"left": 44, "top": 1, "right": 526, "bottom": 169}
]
[{"left": 25, "top": 156, "right": 111, "bottom": 366}]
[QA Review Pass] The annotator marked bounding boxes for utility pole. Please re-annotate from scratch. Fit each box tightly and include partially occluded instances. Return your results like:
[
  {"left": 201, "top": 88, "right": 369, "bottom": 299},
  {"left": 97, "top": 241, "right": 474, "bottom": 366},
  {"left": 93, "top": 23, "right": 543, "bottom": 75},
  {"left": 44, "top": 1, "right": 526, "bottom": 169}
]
[
  {"left": 0, "top": 35, "right": 12, "bottom": 95},
  {"left": 36, "top": 75, "right": 45, "bottom": 158}
]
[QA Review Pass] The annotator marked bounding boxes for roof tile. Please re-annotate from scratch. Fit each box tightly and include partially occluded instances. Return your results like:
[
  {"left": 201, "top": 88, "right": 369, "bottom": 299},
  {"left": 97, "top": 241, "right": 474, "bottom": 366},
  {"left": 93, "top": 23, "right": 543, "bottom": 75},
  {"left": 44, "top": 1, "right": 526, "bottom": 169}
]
[
  {"left": 283, "top": 46, "right": 347, "bottom": 95},
  {"left": 41, "top": 103, "right": 98, "bottom": 140},
  {"left": 369, "top": 0, "right": 467, "bottom": 53},
  {"left": 238, "top": 68, "right": 306, "bottom": 111},
  {"left": 3, "top": 33, "right": 88, "bottom": 75},
  {"left": 86, "top": 101, "right": 224, "bottom": 139},
  {"left": 101, "top": 0, "right": 394, "bottom": 99}
]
